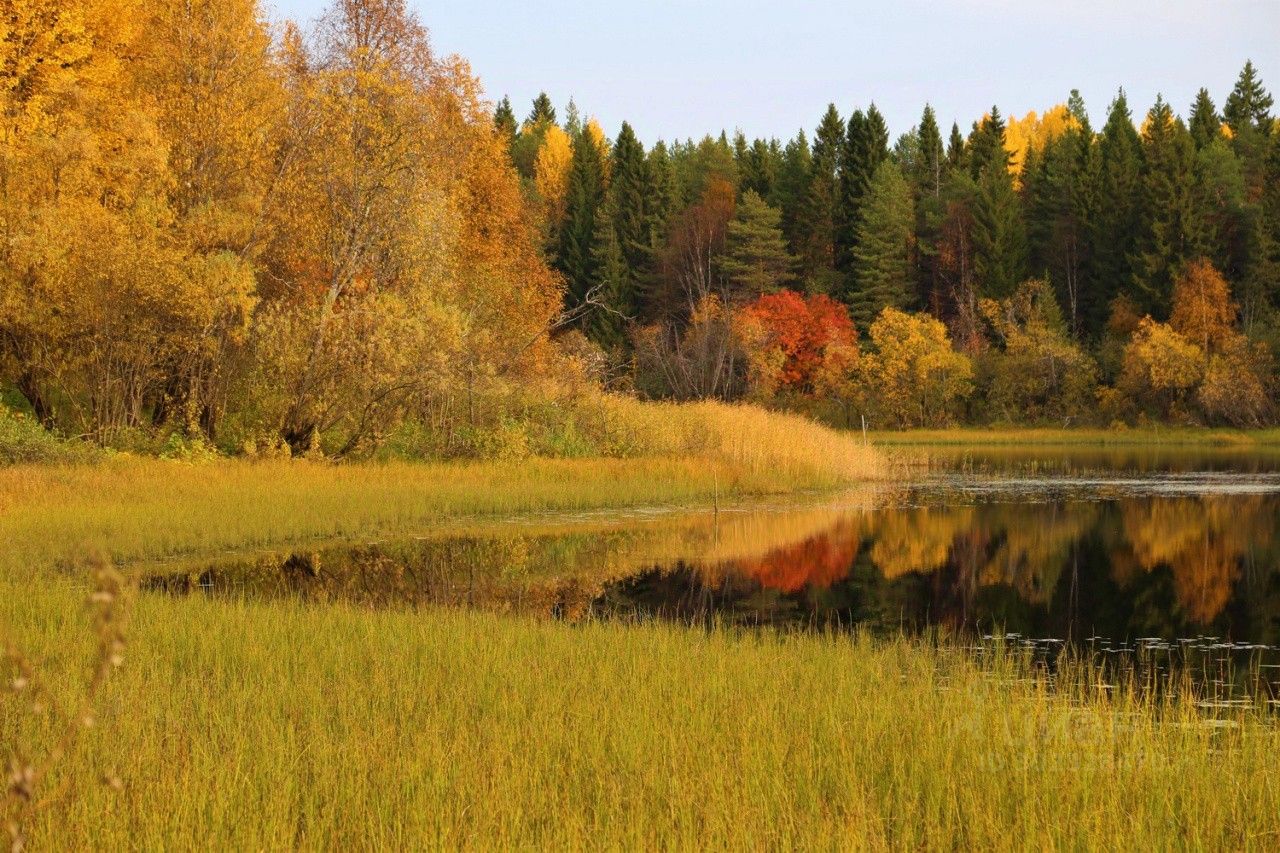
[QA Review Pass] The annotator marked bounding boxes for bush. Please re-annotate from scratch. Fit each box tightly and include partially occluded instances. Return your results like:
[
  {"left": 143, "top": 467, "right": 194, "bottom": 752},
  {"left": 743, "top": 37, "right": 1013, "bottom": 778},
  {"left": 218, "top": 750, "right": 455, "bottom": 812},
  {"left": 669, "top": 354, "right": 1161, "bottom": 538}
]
[{"left": 0, "top": 407, "right": 95, "bottom": 465}]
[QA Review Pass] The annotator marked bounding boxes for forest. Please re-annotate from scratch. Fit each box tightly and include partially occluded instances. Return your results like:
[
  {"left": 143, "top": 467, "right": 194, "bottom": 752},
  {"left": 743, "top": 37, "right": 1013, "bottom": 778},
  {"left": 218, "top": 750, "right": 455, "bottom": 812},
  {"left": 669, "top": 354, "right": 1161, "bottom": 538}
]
[
  {"left": 501, "top": 64, "right": 1280, "bottom": 431},
  {"left": 1, "top": 0, "right": 1278, "bottom": 466}
]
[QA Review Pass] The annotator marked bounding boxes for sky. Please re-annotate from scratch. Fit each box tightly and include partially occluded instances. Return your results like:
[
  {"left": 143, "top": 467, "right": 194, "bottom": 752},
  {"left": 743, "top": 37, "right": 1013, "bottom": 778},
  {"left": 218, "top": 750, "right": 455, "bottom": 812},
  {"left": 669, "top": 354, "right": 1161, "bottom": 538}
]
[{"left": 265, "top": 0, "right": 1280, "bottom": 145}]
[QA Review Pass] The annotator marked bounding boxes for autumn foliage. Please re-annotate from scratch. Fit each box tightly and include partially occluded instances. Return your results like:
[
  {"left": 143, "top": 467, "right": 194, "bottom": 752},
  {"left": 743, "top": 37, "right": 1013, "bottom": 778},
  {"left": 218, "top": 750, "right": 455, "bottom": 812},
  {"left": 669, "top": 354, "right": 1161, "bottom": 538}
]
[{"left": 739, "top": 291, "right": 856, "bottom": 394}]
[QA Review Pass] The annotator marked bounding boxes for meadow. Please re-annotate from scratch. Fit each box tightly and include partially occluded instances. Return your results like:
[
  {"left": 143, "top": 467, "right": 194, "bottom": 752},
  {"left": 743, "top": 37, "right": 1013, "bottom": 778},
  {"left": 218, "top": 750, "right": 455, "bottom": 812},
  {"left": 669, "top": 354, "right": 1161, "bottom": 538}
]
[
  {"left": 5, "top": 585, "right": 1278, "bottom": 849},
  {"left": 6, "top": 408, "right": 1280, "bottom": 849}
]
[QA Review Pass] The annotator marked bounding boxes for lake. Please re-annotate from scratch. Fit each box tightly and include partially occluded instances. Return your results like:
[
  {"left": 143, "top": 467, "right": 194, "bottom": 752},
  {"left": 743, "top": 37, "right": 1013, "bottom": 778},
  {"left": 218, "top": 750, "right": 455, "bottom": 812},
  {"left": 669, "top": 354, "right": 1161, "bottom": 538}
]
[{"left": 140, "top": 446, "right": 1280, "bottom": 649}]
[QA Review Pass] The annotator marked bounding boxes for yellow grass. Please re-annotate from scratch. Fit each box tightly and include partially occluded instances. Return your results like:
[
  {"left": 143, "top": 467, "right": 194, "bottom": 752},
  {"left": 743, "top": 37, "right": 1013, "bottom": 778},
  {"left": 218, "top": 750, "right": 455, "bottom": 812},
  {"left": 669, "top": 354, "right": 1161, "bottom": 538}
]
[
  {"left": 4, "top": 583, "right": 1278, "bottom": 849},
  {"left": 870, "top": 426, "right": 1280, "bottom": 447},
  {"left": 0, "top": 401, "right": 883, "bottom": 581}
]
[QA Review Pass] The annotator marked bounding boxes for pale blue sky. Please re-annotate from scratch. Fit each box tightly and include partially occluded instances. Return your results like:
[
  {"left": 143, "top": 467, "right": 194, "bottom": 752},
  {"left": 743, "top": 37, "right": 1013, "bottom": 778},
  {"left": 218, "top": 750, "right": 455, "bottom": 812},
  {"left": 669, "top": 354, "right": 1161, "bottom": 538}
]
[{"left": 266, "top": 1, "right": 1280, "bottom": 145}]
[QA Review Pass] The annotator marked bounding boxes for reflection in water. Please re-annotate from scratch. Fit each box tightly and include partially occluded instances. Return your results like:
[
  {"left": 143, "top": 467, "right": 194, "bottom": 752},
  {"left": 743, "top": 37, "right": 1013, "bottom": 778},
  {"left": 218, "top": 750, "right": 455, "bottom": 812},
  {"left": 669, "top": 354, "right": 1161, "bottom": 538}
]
[{"left": 142, "top": 483, "right": 1280, "bottom": 648}]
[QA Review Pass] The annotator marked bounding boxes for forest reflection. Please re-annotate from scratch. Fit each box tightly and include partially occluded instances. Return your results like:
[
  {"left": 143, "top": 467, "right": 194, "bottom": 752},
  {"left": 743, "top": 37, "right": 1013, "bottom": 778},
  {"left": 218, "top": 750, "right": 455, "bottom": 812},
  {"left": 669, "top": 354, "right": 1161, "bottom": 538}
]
[
  {"left": 603, "top": 493, "right": 1280, "bottom": 644},
  {"left": 143, "top": 486, "right": 1280, "bottom": 645}
]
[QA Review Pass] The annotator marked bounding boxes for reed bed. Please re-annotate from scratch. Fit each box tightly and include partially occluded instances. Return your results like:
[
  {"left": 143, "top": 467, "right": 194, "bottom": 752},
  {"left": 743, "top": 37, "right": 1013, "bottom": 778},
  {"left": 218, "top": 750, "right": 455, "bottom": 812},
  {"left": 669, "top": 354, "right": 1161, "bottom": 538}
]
[
  {"left": 3, "top": 582, "right": 1277, "bottom": 850},
  {"left": 870, "top": 426, "right": 1280, "bottom": 447},
  {"left": 0, "top": 418, "right": 882, "bottom": 582}
]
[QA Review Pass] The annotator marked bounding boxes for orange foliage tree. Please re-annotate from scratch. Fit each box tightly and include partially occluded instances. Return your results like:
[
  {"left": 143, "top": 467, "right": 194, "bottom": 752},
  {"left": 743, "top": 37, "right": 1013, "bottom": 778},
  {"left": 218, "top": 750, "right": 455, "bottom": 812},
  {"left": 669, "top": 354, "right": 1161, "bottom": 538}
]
[{"left": 737, "top": 290, "right": 856, "bottom": 396}]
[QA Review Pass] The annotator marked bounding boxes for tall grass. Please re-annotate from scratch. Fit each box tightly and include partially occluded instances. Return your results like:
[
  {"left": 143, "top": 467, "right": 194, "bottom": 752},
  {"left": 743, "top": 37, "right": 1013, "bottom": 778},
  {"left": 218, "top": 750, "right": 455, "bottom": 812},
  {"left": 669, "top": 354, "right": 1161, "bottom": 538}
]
[
  {"left": 871, "top": 426, "right": 1280, "bottom": 447},
  {"left": 0, "top": 402, "right": 882, "bottom": 581},
  {"left": 3, "top": 583, "right": 1277, "bottom": 849}
]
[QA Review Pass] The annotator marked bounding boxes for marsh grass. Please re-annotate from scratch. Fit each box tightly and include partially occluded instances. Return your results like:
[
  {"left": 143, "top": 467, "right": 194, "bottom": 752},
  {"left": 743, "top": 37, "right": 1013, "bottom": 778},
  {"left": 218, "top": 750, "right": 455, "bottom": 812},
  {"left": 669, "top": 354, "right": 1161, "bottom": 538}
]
[
  {"left": 0, "top": 399, "right": 883, "bottom": 579},
  {"left": 2, "top": 583, "right": 1277, "bottom": 849},
  {"left": 3, "top": 560, "right": 130, "bottom": 850},
  {"left": 870, "top": 426, "right": 1280, "bottom": 447}
]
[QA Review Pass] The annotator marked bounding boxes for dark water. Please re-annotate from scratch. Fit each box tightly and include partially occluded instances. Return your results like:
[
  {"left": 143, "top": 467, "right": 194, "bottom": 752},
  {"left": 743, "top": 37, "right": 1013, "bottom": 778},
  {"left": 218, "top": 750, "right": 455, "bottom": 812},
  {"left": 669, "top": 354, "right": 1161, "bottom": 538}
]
[{"left": 141, "top": 448, "right": 1280, "bottom": 682}]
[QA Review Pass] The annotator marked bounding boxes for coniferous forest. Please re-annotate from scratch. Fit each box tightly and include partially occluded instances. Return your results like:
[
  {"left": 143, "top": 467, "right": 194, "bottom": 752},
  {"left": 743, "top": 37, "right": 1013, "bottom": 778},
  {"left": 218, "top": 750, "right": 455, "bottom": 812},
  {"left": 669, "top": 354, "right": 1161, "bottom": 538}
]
[{"left": 500, "top": 62, "right": 1280, "bottom": 430}]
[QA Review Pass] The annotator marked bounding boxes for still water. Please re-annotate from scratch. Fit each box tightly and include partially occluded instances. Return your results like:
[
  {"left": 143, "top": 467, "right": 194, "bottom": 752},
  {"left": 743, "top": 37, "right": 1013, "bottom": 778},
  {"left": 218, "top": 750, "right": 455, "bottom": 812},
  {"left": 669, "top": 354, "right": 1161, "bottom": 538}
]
[{"left": 142, "top": 446, "right": 1280, "bottom": 651}]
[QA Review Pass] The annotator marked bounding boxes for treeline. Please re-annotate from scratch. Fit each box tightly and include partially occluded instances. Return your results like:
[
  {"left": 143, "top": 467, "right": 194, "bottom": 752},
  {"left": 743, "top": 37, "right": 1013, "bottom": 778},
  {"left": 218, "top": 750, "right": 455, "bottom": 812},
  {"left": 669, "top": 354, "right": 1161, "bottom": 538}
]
[
  {"left": 504, "top": 62, "right": 1280, "bottom": 427},
  {"left": 0, "top": 0, "right": 566, "bottom": 457}
]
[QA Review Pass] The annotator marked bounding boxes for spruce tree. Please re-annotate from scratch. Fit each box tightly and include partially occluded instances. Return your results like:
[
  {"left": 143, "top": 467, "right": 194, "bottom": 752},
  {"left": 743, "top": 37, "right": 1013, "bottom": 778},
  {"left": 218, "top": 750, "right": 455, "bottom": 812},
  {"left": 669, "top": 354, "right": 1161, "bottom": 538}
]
[
  {"left": 1189, "top": 88, "right": 1221, "bottom": 149},
  {"left": 947, "top": 122, "right": 967, "bottom": 172},
  {"left": 969, "top": 106, "right": 1009, "bottom": 178},
  {"left": 587, "top": 195, "right": 630, "bottom": 347},
  {"left": 740, "top": 138, "right": 779, "bottom": 200},
  {"left": 1130, "top": 96, "right": 1204, "bottom": 314},
  {"left": 798, "top": 105, "right": 845, "bottom": 290},
  {"left": 609, "top": 123, "right": 652, "bottom": 274},
  {"left": 914, "top": 104, "right": 946, "bottom": 198},
  {"left": 1024, "top": 107, "right": 1097, "bottom": 336},
  {"left": 527, "top": 92, "right": 557, "bottom": 127},
  {"left": 721, "top": 191, "right": 796, "bottom": 298},
  {"left": 836, "top": 104, "right": 890, "bottom": 281},
  {"left": 1087, "top": 90, "right": 1142, "bottom": 329},
  {"left": 493, "top": 97, "right": 517, "bottom": 147},
  {"left": 557, "top": 127, "right": 607, "bottom": 318},
  {"left": 1223, "top": 60, "right": 1274, "bottom": 136},
  {"left": 972, "top": 157, "right": 1027, "bottom": 299},
  {"left": 773, "top": 130, "right": 813, "bottom": 257},
  {"left": 563, "top": 98, "right": 582, "bottom": 138},
  {"left": 850, "top": 160, "right": 915, "bottom": 326}
]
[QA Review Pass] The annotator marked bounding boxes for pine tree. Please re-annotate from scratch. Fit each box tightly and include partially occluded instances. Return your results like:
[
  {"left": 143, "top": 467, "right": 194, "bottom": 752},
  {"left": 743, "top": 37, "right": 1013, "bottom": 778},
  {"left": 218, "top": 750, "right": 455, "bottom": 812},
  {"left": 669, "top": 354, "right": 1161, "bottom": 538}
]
[
  {"left": 850, "top": 160, "right": 915, "bottom": 326},
  {"left": 836, "top": 104, "right": 890, "bottom": 280},
  {"left": 587, "top": 195, "right": 630, "bottom": 347},
  {"left": 1188, "top": 88, "right": 1221, "bottom": 149},
  {"left": 798, "top": 105, "right": 845, "bottom": 290},
  {"left": 969, "top": 106, "right": 1009, "bottom": 178},
  {"left": 1223, "top": 60, "right": 1274, "bottom": 136},
  {"left": 773, "top": 130, "right": 813, "bottom": 258},
  {"left": 1087, "top": 90, "right": 1142, "bottom": 329},
  {"left": 914, "top": 104, "right": 946, "bottom": 198},
  {"left": 493, "top": 96, "right": 517, "bottom": 148},
  {"left": 1024, "top": 107, "right": 1097, "bottom": 336},
  {"left": 609, "top": 122, "right": 652, "bottom": 274},
  {"left": 740, "top": 138, "right": 779, "bottom": 199},
  {"left": 972, "top": 157, "right": 1027, "bottom": 299},
  {"left": 563, "top": 98, "right": 582, "bottom": 138},
  {"left": 721, "top": 190, "right": 796, "bottom": 298},
  {"left": 947, "top": 122, "right": 967, "bottom": 172},
  {"left": 557, "top": 127, "right": 608, "bottom": 317},
  {"left": 912, "top": 106, "right": 950, "bottom": 318},
  {"left": 1130, "top": 96, "right": 1204, "bottom": 314},
  {"left": 527, "top": 92, "right": 557, "bottom": 127}
]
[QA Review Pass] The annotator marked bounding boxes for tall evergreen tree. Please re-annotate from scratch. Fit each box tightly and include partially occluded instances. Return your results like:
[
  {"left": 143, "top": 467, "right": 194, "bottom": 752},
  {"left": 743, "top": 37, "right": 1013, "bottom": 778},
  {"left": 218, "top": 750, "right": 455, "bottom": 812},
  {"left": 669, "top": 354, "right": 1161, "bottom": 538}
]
[
  {"left": 798, "top": 105, "right": 845, "bottom": 290},
  {"left": 1130, "top": 96, "right": 1204, "bottom": 314},
  {"left": 563, "top": 98, "right": 582, "bottom": 138},
  {"left": 1087, "top": 90, "right": 1143, "bottom": 330},
  {"left": 587, "top": 194, "right": 630, "bottom": 347},
  {"left": 1223, "top": 60, "right": 1274, "bottom": 136},
  {"left": 947, "top": 122, "right": 967, "bottom": 172},
  {"left": 850, "top": 160, "right": 915, "bottom": 326},
  {"left": 773, "top": 130, "right": 813, "bottom": 258},
  {"left": 740, "top": 138, "right": 780, "bottom": 200},
  {"left": 1188, "top": 88, "right": 1221, "bottom": 149},
  {"left": 493, "top": 96, "right": 517, "bottom": 148},
  {"left": 836, "top": 104, "right": 890, "bottom": 281},
  {"left": 527, "top": 92, "right": 557, "bottom": 127},
  {"left": 609, "top": 123, "right": 652, "bottom": 275},
  {"left": 914, "top": 104, "right": 946, "bottom": 198},
  {"left": 972, "top": 156, "right": 1027, "bottom": 299},
  {"left": 557, "top": 127, "right": 608, "bottom": 319},
  {"left": 721, "top": 191, "right": 796, "bottom": 298},
  {"left": 969, "top": 106, "right": 1009, "bottom": 178}
]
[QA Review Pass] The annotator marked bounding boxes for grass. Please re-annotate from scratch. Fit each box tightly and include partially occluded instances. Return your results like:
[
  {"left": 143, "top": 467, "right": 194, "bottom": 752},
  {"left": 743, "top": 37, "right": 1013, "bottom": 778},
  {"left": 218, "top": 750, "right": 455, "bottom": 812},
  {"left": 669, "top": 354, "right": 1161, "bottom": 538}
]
[
  {"left": 5, "top": 409, "right": 1278, "bottom": 847},
  {"left": 4, "top": 583, "right": 1278, "bottom": 849},
  {"left": 0, "top": 400, "right": 884, "bottom": 581},
  {"left": 870, "top": 426, "right": 1280, "bottom": 447}
]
